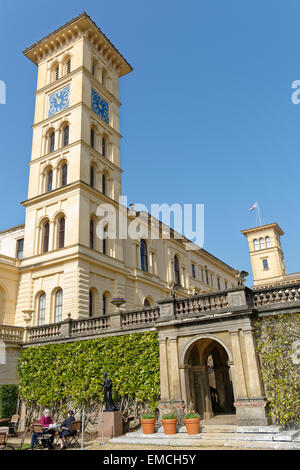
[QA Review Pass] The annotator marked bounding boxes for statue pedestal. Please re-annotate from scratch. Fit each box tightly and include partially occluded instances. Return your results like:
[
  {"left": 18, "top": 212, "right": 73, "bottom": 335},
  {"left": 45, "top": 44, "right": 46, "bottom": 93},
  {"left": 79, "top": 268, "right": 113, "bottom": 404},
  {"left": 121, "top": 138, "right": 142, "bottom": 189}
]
[{"left": 98, "top": 411, "right": 123, "bottom": 438}]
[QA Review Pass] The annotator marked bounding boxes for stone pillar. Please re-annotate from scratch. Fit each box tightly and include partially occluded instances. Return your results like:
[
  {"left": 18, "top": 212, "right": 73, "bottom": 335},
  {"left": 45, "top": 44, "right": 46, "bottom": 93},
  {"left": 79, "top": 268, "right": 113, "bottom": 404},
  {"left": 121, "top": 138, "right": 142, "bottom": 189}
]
[
  {"left": 231, "top": 330, "right": 270, "bottom": 426},
  {"left": 214, "top": 364, "right": 233, "bottom": 412},
  {"left": 158, "top": 338, "right": 170, "bottom": 401},
  {"left": 192, "top": 365, "right": 213, "bottom": 419}
]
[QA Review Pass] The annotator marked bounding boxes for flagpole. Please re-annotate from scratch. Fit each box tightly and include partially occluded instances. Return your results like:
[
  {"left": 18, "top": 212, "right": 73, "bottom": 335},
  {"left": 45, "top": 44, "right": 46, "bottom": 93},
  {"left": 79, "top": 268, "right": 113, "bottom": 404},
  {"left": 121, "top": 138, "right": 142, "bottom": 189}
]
[{"left": 257, "top": 203, "right": 262, "bottom": 226}]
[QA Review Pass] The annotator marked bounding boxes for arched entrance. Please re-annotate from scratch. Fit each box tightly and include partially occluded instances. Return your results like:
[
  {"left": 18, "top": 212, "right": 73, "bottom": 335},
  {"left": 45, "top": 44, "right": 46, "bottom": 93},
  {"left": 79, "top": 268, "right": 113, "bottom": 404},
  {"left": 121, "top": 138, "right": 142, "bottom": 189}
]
[{"left": 185, "top": 337, "right": 235, "bottom": 419}]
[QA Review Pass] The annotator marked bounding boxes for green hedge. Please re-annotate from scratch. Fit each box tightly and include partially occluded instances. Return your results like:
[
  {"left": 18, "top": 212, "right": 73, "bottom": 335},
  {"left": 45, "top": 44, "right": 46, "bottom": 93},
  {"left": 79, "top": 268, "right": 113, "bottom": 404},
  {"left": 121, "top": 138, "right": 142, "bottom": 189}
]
[
  {"left": 255, "top": 313, "right": 300, "bottom": 426},
  {"left": 0, "top": 384, "right": 18, "bottom": 420},
  {"left": 17, "top": 331, "right": 160, "bottom": 411}
]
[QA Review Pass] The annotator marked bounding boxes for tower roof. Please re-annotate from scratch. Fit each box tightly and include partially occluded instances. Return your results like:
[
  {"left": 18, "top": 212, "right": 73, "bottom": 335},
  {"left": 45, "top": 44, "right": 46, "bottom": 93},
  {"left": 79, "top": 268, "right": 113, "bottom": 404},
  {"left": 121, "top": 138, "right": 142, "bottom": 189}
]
[
  {"left": 241, "top": 222, "right": 284, "bottom": 237},
  {"left": 23, "top": 12, "right": 133, "bottom": 77}
]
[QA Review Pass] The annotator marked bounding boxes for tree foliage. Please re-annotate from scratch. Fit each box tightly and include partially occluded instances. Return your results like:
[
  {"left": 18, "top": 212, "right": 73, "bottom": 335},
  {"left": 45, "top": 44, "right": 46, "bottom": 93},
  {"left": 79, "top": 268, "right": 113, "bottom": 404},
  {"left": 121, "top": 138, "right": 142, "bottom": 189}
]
[
  {"left": 18, "top": 332, "right": 160, "bottom": 414},
  {"left": 255, "top": 313, "right": 300, "bottom": 426},
  {"left": 0, "top": 384, "right": 18, "bottom": 420}
]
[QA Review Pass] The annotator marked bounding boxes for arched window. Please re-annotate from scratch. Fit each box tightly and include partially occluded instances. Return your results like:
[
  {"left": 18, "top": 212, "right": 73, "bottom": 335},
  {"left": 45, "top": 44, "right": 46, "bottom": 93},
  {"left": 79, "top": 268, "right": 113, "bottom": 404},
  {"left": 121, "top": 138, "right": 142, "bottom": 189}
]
[
  {"left": 43, "top": 221, "right": 50, "bottom": 253},
  {"left": 103, "top": 225, "right": 108, "bottom": 255},
  {"left": 259, "top": 237, "right": 265, "bottom": 249},
  {"left": 90, "top": 219, "right": 94, "bottom": 249},
  {"left": 54, "top": 289, "right": 63, "bottom": 322},
  {"left": 91, "top": 128, "right": 95, "bottom": 148},
  {"left": 266, "top": 236, "right": 271, "bottom": 248},
  {"left": 38, "top": 293, "right": 46, "bottom": 326},
  {"left": 144, "top": 298, "right": 151, "bottom": 308},
  {"left": 103, "top": 293, "right": 107, "bottom": 315},
  {"left": 174, "top": 255, "right": 180, "bottom": 285},
  {"left": 205, "top": 266, "right": 209, "bottom": 285},
  {"left": 55, "top": 65, "right": 59, "bottom": 81},
  {"left": 140, "top": 239, "right": 148, "bottom": 272},
  {"left": 47, "top": 168, "right": 53, "bottom": 192},
  {"left": 102, "top": 137, "right": 106, "bottom": 157},
  {"left": 63, "top": 125, "right": 69, "bottom": 147},
  {"left": 102, "top": 173, "right": 106, "bottom": 195},
  {"left": 89, "top": 289, "right": 94, "bottom": 317},
  {"left": 253, "top": 239, "right": 259, "bottom": 251},
  {"left": 90, "top": 166, "right": 95, "bottom": 188},
  {"left": 58, "top": 217, "right": 65, "bottom": 249},
  {"left": 66, "top": 59, "right": 71, "bottom": 74},
  {"left": 49, "top": 131, "right": 55, "bottom": 153},
  {"left": 61, "top": 163, "right": 68, "bottom": 187}
]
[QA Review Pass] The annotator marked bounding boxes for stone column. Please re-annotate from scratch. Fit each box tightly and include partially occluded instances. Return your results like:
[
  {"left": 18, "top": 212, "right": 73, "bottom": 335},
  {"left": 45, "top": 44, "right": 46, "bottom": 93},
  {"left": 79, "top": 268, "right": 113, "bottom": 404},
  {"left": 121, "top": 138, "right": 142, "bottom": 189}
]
[
  {"left": 230, "top": 331, "right": 248, "bottom": 399},
  {"left": 158, "top": 338, "right": 170, "bottom": 401},
  {"left": 243, "top": 330, "right": 264, "bottom": 397},
  {"left": 214, "top": 364, "right": 233, "bottom": 412}
]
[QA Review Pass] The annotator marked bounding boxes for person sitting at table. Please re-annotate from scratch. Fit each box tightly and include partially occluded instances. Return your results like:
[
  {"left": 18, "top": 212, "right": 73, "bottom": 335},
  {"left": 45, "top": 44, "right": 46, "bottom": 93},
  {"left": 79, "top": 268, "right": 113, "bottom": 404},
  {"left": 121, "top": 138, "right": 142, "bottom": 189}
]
[
  {"left": 59, "top": 410, "right": 75, "bottom": 449},
  {"left": 30, "top": 409, "right": 55, "bottom": 450}
]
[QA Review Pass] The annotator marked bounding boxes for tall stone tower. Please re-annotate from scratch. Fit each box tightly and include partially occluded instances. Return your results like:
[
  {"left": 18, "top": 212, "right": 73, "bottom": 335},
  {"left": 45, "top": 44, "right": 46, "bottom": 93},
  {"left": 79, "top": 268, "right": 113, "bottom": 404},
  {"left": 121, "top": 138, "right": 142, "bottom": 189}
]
[
  {"left": 15, "top": 13, "right": 133, "bottom": 325},
  {"left": 241, "top": 223, "right": 287, "bottom": 287}
]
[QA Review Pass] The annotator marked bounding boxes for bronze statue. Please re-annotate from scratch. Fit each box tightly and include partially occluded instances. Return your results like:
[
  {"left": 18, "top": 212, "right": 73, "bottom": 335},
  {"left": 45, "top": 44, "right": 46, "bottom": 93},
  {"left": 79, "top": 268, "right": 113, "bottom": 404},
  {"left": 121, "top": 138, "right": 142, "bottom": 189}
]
[{"left": 100, "top": 373, "right": 118, "bottom": 411}]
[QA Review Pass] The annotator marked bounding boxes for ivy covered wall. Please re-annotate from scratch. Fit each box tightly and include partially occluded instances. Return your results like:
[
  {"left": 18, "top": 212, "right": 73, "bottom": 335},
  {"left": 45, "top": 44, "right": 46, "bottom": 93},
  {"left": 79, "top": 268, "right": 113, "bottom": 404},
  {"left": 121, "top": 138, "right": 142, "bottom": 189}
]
[
  {"left": 255, "top": 313, "right": 300, "bottom": 426},
  {"left": 17, "top": 331, "right": 160, "bottom": 427}
]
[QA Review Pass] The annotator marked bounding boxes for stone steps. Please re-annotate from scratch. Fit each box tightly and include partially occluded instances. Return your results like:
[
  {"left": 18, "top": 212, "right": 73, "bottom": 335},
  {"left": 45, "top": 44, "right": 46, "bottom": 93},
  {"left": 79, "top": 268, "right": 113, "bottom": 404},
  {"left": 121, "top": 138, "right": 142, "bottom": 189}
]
[{"left": 110, "top": 427, "right": 300, "bottom": 450}]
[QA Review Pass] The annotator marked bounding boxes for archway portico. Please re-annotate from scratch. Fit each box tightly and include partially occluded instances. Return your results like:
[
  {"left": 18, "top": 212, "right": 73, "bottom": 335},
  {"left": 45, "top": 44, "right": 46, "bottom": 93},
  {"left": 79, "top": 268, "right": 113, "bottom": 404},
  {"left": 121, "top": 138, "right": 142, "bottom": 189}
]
[
  {"left": 157, "top": 291, "right": 271, "bottom": 426},
  {"left": 182, "top": 336, "right": 235, "bottom": 419}
]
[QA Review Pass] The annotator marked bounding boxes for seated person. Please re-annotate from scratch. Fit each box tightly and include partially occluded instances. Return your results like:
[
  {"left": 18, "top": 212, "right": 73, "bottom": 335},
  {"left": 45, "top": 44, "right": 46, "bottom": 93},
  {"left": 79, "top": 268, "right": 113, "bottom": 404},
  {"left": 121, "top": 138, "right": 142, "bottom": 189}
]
[
  {"left": 30, "top": 409, "right": 55, "bottom": 450},
  {"left": 59, "top": 410, "right": 76, "bottom": 449}
]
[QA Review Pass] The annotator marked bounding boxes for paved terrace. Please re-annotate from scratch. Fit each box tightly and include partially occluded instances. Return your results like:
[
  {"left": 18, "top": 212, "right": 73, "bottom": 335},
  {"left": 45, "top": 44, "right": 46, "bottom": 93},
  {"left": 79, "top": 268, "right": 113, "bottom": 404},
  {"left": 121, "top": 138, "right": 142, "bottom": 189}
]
[{"left": 1, "top": 282, "right": 300, "bottom": 347}]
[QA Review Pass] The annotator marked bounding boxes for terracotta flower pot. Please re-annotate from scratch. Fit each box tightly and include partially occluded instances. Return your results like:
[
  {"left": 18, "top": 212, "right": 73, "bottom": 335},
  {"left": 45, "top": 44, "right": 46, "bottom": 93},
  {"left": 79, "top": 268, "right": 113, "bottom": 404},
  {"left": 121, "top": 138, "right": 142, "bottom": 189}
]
[
  {"left": 141, "top": 418, "right": 156, "bottom": 434},
  {"left": 162, "top": 418, "right": 177, "bottom": 435},
  {"left": 184, "top": 417, "right": 200, "bottom": 435}
]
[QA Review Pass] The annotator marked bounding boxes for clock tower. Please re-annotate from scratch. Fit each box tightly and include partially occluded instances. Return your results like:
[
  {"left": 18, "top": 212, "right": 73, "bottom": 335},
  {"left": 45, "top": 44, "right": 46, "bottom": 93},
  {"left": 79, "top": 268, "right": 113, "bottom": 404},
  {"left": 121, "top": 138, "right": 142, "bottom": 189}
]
[{"left": 15, "top": 13, "right": 133, "bottom": 325}]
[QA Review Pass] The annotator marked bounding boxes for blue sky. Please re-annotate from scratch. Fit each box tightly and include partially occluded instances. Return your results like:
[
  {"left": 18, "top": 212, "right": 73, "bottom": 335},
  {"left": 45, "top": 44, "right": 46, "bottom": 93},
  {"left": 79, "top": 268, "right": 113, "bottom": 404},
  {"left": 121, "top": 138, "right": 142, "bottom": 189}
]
[{"left": 0, "top": 0, "right": 300, "bottom": 284}]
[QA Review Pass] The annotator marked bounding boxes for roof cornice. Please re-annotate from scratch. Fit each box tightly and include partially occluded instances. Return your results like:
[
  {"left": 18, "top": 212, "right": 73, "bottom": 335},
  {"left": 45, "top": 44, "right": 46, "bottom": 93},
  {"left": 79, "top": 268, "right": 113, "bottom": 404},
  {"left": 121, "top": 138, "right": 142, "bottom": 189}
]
[{"left": 23, "top": 12, "right": 133, "bottom": 77}]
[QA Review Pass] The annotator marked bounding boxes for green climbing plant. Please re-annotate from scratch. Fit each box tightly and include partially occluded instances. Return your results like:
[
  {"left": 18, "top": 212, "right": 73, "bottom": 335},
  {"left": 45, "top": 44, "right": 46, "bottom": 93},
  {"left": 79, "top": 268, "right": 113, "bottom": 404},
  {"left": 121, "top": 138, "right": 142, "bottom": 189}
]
[
  {"left": 255, "top": 313, "right": 300, "bottom": 426},
  {"left": 18, "top": 331, "right": 160, "bottom": 414}
]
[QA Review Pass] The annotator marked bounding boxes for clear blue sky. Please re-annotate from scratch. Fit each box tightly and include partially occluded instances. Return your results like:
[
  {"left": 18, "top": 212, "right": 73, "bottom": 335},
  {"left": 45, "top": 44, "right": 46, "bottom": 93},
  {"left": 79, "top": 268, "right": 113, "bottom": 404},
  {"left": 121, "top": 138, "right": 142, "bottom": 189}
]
[{"left": 0, "top": 0, "right": 300, "bottom": 284}]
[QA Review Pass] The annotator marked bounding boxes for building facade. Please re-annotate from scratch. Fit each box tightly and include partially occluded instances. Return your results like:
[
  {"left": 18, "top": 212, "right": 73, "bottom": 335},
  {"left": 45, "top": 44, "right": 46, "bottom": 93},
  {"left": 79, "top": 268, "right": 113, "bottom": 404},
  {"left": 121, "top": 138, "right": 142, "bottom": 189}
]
[{"left": 0, "top": 13, "right": 298, "bottom": 429}]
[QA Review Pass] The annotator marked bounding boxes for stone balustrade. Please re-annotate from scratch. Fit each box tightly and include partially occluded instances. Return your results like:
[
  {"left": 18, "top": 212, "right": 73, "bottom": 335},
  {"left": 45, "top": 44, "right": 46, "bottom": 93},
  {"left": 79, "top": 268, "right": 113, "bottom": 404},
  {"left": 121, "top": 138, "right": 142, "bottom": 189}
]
[
  {"left": 0, "top": 324, "right": 24, "bottom": 343},
  {"left": 1, "top": 283, "right": 300, "bottom": 346},
  {"left": 175, "top": 291, "right": 229, "bottom": 317},
  {"left": 253, "top": 283, "right": 300, "bottom": 310}
]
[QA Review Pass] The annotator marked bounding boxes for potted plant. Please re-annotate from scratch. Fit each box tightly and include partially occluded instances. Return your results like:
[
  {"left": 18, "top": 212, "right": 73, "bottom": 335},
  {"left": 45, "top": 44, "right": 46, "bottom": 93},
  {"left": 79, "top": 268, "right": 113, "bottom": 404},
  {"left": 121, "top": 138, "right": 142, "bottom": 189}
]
[
  {"left": 140, "top": 411, "right": 156, "bottom": 434},
  {"left": 184, "top": 410, "right": 200, "bottom": 435},
  {"left": 161, "top": 412, "right": 177, "bottom": 435}
]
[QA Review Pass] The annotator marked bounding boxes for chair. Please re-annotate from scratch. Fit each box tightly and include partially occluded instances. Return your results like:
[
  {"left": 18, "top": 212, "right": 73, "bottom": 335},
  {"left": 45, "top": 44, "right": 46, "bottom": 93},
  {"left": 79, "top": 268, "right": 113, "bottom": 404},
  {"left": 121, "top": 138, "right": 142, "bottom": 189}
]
[
  {"left": 31, "top": 423, "right": 54, "bottom": 450},
  {"left": 0, "top": 431, "right": 14, "bottom": 450},
  {"left": 63, "top": 420, "right": 81, "bottom": 448},
  {"left": 9, "top": 414, "right": 19, "bottom": 437}
]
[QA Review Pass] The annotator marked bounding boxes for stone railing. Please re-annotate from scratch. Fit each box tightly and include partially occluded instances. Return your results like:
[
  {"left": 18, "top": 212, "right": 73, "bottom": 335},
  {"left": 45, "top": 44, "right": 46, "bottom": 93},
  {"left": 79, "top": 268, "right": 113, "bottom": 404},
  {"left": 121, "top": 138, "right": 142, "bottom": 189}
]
[
  {"left": 253, "top": 283, "right": 300, "bottom": 310},
  {"left": 175, "top": 291, "right": 229, "bottom": 317},
  {"left": 1, "top": 283, "right": 300, "bottom": 347},
  {"left": 0, "top": 325, "right": 24, "bottom": 343},
  {"left": 122, "top": 307, "right": 160, "bottom": 329}
]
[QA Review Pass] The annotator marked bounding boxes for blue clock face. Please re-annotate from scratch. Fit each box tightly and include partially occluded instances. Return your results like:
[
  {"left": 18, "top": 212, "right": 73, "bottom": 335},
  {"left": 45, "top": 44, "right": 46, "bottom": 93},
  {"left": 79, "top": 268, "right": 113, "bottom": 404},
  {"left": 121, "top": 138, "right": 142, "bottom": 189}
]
[
  {"left": 91, "top": 88, "right": 109, "bottom": 124},
  {"left": 48, "top": 86, "right": 70, "bottom": 117}
]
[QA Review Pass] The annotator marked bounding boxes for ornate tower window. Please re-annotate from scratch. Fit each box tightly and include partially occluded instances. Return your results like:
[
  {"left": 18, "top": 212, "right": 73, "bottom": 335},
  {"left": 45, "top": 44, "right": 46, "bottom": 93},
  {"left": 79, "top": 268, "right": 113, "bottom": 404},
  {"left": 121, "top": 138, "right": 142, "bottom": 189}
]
[
  {"left": 266, "top": 236, "right": 271, "bottom": 248},
  {"left": 61, "top": 163, "right": 68, "bottom": 187},
  {"left": 253, "top": 238, "right": 259, "bottom": 251},
  {"left": 91, "top": 128, "right": 95, "bottom": 148},
  {"left": 102, "top": 173, "right": 106, "bottom": 195},
  {"left": 89, "top": 289, "right": 94, "bottom": 317},
  {"left": 102, "top": 136, "right": 106, "bottom": 157},
  {"left": 103, "top": 225, "right": 108, "bottom": 254},
  {"left": 55, "top": 65, "right": 59, "bottom": 81},
  {"left": 16, "top": 238, "right": 24, "bottom": 260},
  {"left": 259, "top": 237, "right": 265, "bottom": 249},
  {"left": 43, "top": 221, "right": 50, "bottom": 253},
  {"left": 58, "top": 217, "right": 65, "bottom": 249},
  {"left": 66, "top": 59, "right": 71, "bottom": 74},
  {"left": 90, "top": 166, "right": 95, "bottom": 188},
  {"left": 63, "top": 125, "right": 69, "bottom": 147},
  {"left": 54, "top": 289, "right": 63, "bottom": 322},
  {"left": 47, "top": 168, "right": 53, "bottom": 192},
  {"left": 49, "top": 131, "right": 55, "bottom": 153}
]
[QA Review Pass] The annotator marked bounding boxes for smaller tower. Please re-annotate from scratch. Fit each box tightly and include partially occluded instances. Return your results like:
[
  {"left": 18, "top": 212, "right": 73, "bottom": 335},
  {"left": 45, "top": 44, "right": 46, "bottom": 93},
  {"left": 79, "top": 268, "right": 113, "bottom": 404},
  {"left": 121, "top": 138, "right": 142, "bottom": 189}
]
[{"left": 241, "top": 223, "right": 286, "bottom": 287}]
